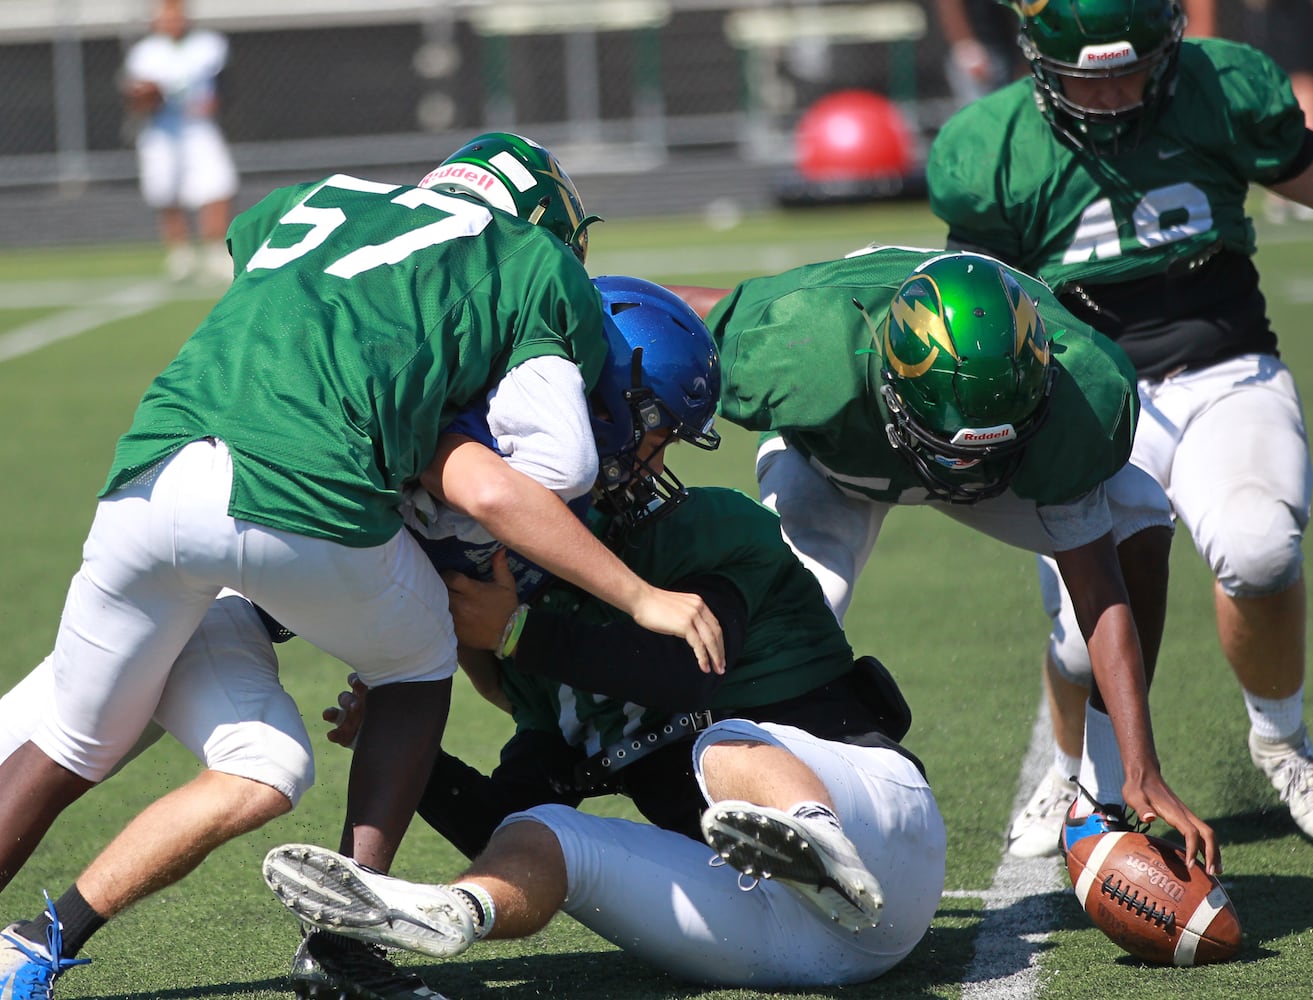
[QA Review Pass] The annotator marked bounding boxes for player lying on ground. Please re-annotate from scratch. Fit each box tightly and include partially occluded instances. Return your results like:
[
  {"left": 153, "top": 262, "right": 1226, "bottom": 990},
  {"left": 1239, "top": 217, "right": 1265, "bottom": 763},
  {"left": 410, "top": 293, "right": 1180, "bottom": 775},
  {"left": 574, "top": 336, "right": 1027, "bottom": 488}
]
[{"left": 263, "top": 278, "right": 947, "bottom": 997}]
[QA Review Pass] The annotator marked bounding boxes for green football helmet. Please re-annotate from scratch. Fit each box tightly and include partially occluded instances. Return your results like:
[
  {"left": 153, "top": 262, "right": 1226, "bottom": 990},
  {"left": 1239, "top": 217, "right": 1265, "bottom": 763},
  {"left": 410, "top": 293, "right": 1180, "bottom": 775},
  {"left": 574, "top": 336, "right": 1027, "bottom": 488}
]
[
  {"left": 418, "top": 132, "right": 598, "bottom": 262},
  {"left": 1015, "top": 0, "right": 1185, "bottom": 155},
  {"left": 875, "top": 253, "right": 1055, "bottom": 503}
]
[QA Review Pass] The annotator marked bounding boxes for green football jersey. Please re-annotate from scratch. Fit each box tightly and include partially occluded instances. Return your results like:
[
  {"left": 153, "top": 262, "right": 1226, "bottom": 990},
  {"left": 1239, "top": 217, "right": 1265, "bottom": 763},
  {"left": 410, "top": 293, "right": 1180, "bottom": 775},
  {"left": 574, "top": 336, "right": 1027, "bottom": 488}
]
[
  {"left": 500, "top": 487, "right": 855, "bottom": 751},
  {"left": 708, "top": 246, "right": 1137, "bottom": 506},
  {"left": 928, "top": 39, "right": 1306, "bottom": 289},
  {"left": 101, "top": 174, "right": 606, "bottom": 547}
]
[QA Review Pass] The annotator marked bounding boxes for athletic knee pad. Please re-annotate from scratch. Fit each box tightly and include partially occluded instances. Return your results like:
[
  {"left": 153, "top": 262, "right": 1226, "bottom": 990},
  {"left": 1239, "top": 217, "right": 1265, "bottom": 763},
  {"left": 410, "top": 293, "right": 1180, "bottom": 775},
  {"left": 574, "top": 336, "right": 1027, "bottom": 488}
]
[
  {"left": 1038, "top": 555, "right": 1093, "bottom": 685},
  {"left": 204, "top": 722, "right": 314, "bottom": 807},
  {"left": 1204, "top": 491, "right": 1305, "bottom": 597}
]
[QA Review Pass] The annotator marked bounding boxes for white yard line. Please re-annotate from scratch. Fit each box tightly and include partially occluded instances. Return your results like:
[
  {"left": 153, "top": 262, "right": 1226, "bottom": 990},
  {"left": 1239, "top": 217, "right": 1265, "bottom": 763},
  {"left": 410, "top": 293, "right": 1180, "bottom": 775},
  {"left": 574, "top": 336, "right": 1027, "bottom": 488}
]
[
  {"left": 0, "top": 279, "right": 185, "bottom": 363},
  {"left": 956, "top": 698, "right": 1069, "bottom": 1000}
]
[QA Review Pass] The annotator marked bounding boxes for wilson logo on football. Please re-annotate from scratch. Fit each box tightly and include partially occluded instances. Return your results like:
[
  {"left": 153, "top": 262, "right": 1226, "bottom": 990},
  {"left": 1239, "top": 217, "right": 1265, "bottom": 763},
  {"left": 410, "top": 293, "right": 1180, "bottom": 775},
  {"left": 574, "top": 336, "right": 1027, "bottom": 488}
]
[{"left": 1123, "top": 854, "right": 1186, "bottom": 902}]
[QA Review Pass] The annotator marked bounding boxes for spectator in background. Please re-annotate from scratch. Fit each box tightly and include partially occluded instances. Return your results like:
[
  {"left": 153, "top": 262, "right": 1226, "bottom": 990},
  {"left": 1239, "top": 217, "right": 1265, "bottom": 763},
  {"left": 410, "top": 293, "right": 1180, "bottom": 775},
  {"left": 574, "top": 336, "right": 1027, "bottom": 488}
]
[
  {"left": 934, "top": 0, "right": 1024, "bottom": 104},
  {"left": 121, "top": 0, "right": 239, "bottom": 283}
]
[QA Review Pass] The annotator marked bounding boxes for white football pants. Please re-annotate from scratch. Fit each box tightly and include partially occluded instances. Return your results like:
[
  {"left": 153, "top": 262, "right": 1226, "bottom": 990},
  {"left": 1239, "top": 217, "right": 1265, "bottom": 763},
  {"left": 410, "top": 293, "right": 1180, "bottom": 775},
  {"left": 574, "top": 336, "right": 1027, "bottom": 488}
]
[
  {"left": 1042, "top": 353, "right": 1312, "bottom": 683},
  {"left": 23, "top": 437, "right": 456, "bottom": 782},
  {"left": 513, "top": 719, "right": 946, "bottom": 987},
  {"left": 755, "top": 435, "right": 1170, "bottom": 623}
]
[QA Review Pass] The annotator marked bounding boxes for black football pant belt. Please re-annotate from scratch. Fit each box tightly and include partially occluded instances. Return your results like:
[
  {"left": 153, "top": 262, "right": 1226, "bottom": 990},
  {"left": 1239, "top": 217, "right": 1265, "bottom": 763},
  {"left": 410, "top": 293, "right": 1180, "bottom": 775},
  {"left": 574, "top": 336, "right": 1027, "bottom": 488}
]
[{"left": 572, "top": 710, "right": 714, "bottom": 791}]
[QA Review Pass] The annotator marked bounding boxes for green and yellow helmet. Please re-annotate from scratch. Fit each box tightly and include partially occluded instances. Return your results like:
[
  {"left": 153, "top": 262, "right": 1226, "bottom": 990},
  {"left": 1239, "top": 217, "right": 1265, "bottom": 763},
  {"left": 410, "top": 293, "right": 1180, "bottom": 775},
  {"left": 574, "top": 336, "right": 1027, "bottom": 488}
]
[
  {"left": 418, "top": 132, "right": 598, "bottom": 262},
  {"left": 1014, "top": 0, "right": 1185, "bottom": 155},
  {"left": 876, "top": 252, "right": 1054, "bottom": 503}
]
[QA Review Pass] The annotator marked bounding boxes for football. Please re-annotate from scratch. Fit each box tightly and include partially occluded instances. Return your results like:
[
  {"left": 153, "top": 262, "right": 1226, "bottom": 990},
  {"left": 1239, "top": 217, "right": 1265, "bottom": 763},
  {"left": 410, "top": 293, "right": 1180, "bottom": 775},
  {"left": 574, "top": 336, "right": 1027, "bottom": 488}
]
[{"left": 1065, "top": 830, "right": 1241, "bottom": 966}]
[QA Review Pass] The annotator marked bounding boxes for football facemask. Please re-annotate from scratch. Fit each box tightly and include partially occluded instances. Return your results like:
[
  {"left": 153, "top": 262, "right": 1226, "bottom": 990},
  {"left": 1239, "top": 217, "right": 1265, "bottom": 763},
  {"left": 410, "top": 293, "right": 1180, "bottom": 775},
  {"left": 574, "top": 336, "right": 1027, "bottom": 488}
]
[
  {"left": 1014, "top": 0, "right": 1185, "bottom": 156},
  {"left": 589, "top": 276, "right": 722, "bottom": 530}
]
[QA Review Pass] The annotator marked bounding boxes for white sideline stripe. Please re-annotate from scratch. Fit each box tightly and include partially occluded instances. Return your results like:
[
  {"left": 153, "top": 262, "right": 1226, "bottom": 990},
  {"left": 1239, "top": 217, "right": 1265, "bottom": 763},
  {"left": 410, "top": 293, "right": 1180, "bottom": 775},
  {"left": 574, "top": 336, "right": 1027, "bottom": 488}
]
[
  {"left": 0, "top": 281, "right": 173, "bottom": 363},
  {"left": 960, "top": 696, "right": 1068, "bottom": 1000}
]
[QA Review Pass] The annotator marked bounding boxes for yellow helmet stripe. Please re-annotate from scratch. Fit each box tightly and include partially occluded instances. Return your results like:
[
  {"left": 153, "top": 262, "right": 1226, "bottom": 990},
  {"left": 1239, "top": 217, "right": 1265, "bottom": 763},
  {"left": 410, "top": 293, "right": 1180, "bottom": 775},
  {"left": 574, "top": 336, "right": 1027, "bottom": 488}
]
[{"left": 884, "top": 278, "right": 959, "bottom": 378}]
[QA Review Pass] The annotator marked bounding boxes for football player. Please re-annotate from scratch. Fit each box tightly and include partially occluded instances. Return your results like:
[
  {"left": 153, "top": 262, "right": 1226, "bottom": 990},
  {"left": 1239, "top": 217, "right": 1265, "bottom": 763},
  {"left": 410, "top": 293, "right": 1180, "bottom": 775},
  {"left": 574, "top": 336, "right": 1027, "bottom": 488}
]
[
  {"left": 263, "top": 277, "right": 947, "bottom": 994},
  {"left": 928, "top": 0, "right": 1313, "bottom": 849},
  {"left": 0, "top": 137, "right": 723, "bottom": 1000},
  {"left": 122, "top": 0, "right": 238, "bottom": 282},
  {"left": 669, "top": 247, "right": 1220, "bottom": 872}
]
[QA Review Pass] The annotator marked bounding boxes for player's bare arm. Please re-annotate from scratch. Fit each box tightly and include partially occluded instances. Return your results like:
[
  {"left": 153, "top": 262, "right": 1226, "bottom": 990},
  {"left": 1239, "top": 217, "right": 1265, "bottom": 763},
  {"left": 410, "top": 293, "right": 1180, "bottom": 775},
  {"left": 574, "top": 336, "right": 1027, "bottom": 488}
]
[
  {"left": 422, "top": 435, "right": 725, "bottom": 673},
  {"left": 337, "top": 677, "right": 451, "bottom": 873},
  {"left": 1054, "top": 532, "right": 1220, "bottom": 873}
]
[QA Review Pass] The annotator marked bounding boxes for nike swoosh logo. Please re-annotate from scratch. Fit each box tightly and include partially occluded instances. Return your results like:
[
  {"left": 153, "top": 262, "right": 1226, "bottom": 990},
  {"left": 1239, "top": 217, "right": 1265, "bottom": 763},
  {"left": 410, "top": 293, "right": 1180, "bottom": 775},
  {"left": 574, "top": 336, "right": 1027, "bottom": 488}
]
[{"left": 1157, "top": 148, "right": 1186, "bottom": 159}]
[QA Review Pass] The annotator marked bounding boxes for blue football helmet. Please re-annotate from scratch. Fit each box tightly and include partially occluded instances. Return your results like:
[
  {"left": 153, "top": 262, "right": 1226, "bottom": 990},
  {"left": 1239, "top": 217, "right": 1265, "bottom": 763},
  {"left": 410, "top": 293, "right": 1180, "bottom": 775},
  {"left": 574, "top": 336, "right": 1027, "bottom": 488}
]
[{"left": 589, "top": 275, "right": 721, "bottom": 529}]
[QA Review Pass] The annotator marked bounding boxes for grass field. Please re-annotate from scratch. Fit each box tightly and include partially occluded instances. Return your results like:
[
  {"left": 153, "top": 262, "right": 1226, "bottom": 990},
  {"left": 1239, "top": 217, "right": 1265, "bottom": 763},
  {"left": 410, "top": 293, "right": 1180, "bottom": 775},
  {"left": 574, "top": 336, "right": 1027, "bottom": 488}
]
[{"left": 1, "top": 200, "right": 1311, "bottom": 1000}]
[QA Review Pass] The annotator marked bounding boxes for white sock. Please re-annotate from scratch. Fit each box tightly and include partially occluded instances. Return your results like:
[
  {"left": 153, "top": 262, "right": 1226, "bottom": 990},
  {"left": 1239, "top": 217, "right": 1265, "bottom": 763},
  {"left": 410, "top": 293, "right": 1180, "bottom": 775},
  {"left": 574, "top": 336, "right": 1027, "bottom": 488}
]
[
  {"left": 1243, "top": 685, "right": 1305, "bottom": 742},
  {"left": 1075, "top": 705, "right": 1124, "bottom": 816},
  {"left": 1053, "top": 749, "right": 1081, "bottom": 784},
  {"left": 450, "top": 882, "right": 495, "bottom": 940}
]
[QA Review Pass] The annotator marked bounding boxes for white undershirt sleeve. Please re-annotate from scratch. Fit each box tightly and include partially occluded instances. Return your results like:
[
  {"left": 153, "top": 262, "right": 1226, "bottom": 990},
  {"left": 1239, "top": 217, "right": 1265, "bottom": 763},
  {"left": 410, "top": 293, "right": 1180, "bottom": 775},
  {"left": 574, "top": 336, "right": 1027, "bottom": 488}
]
[{"left": 486, "top": 354, "right": 598, "bottom": 502}]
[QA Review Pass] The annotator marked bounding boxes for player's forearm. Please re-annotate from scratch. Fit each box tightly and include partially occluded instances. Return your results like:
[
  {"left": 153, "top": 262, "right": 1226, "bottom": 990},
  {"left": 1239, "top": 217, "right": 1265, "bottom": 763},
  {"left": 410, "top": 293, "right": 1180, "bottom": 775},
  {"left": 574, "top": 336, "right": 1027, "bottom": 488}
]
[
  {"left": 1082, "top": 605, "right": 1162, "bottom": 781},
  {"left": 1055, "top": 535, "right": 1162, "bottom": 777},
  {"left": 339, "top": 679, "right": 451, "bottom": 871},
  {"left": 1269, "top": 153, "right": 1313, "bottom": 212},
  {"left": 424, "top": 437, "right": 647, "bottom": 616}
]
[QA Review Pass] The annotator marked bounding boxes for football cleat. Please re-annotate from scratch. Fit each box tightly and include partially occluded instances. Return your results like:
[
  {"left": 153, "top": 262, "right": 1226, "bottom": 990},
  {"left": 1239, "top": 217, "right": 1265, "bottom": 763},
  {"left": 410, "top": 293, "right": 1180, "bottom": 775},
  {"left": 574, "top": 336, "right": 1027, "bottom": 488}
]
[
  {"left": 289, "top": 929, "right": 450, "bottom": 1000},
  {"left": 1249, "top": 723, "right": 1313, "bottom": 839},
  {"left": 264, "top": 846, "right": 477, "bottom": 959},
  {"left": 1006, "top": 766, "right": 1077, "bottom": 858},
  {"left": 1057, "top": 782, "right": 1142, "bottom": 858},
  {"left": 0, "top": 896, "right": 90, "bottom": 1000},
  {"left": 700, "top": 801, "right": 883, "bottom": 933}
]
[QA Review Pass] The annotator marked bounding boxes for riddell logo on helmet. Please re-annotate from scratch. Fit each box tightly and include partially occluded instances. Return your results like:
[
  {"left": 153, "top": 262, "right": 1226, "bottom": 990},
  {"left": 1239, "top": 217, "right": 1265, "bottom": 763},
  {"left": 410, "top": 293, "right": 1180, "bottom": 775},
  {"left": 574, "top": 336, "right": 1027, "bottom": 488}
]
[
  {"left": 950, "top": 424, "right": 1017, "bottom": 447},
  {"left": 417, "top": 164, "right": 517, "bottom": 215},
  {"left": 418, "top": 163, "right": 499, "bottom": 192},
  {"left": 1077, "top": 43, "right": 1138, "bottom": 69}
]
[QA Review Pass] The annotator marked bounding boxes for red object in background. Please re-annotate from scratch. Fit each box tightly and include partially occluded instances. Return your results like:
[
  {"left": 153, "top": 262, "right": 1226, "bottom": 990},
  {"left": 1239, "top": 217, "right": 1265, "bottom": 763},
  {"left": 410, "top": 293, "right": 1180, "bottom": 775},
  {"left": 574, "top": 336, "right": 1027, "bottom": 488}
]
[{"left": 795, "top": 89, "right": 914, "bottom": 182}]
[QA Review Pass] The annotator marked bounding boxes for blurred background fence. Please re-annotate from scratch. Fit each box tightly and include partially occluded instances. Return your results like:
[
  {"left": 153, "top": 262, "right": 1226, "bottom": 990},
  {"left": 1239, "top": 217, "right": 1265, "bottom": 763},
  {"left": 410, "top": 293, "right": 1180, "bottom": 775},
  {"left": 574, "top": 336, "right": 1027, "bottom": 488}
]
[{"left": 0, "top": 0, "right": 1257, "bottom": 247}]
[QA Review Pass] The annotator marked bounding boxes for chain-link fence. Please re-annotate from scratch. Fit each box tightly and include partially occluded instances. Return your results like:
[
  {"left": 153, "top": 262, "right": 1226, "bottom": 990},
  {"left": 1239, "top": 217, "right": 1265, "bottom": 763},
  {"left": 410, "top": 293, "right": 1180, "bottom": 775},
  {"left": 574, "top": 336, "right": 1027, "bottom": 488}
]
[
  {"left": 2, "top": 1, "right": 962, "bottom": 181},
  {"left": 0, "top": 0, "right": 1266, "bottom": 247}
]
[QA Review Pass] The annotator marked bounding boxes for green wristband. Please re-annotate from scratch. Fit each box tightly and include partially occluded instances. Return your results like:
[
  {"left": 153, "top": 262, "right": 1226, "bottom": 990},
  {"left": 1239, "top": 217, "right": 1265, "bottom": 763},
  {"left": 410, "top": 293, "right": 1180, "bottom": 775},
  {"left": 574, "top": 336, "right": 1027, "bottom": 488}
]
[{"left": 496, "top": 603, "right": 530, "bottom": 659}]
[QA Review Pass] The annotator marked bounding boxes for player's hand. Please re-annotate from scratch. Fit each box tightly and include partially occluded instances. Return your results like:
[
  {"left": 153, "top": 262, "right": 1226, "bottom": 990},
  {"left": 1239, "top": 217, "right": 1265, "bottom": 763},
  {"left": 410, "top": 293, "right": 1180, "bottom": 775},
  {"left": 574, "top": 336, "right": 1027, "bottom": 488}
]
[
  {"left": 442, "top": 549, "right": 520, "bottom": 651},
  {"left": 629, "top": 585, "right": 725, "bottom": 675},
  {"left": 1123, "top": 773, "right": 1221, "bottom": 876},
  {"left": 123, "top": 78, "right": 163, "bottom": 115},
  {"left": 322, "top": 672, "right": 368, "bottom": 748},
  {"left": 950, "top": 39, "right": 992, "bottom": 85}
]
